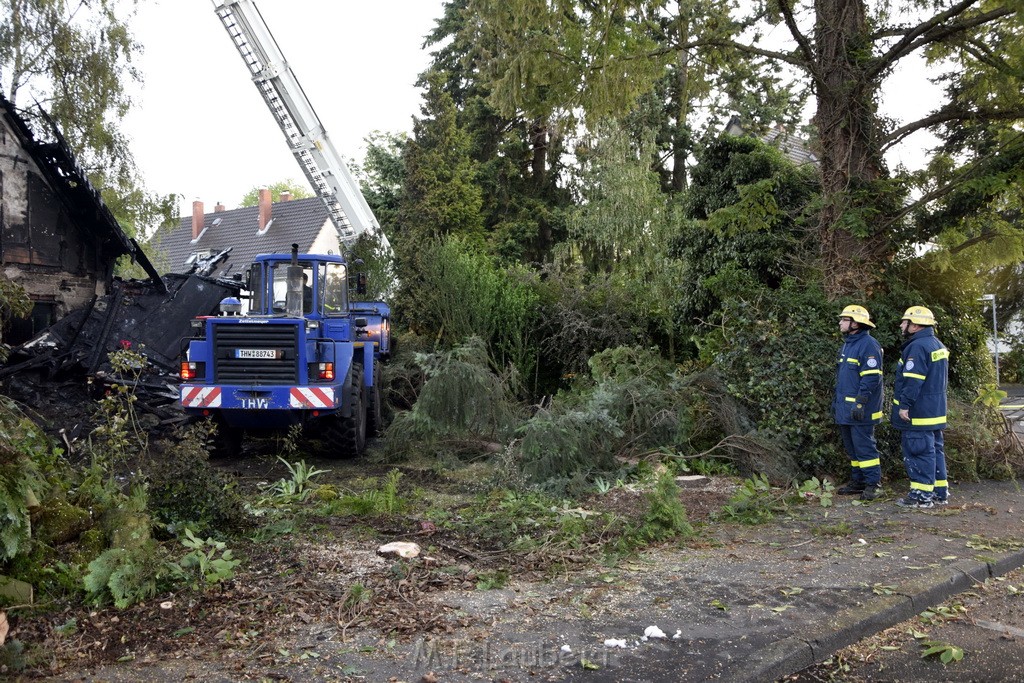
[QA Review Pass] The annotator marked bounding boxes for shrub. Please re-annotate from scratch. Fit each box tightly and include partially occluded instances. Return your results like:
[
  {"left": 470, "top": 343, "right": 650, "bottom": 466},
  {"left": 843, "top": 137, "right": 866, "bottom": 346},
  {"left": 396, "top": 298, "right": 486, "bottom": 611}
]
[{"left": 146, "top": 423, "right": 251, "bottom": 536}]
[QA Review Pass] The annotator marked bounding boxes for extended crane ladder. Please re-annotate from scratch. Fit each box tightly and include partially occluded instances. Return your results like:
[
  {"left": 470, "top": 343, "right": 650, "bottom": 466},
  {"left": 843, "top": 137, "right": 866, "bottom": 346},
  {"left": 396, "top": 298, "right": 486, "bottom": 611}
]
[{"left": 212, "top": 0, "right": 393, "bottom": 256}]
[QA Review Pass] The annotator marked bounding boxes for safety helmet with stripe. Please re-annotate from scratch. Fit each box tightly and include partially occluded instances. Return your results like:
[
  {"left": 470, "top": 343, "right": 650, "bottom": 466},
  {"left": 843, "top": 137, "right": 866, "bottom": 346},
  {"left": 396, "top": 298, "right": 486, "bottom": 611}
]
[
  {"left": 839, "top": 304, "right": 875, "bottom": 328},
  {"left": 901, "top": 305, "right": 936, "bottom": 326}
]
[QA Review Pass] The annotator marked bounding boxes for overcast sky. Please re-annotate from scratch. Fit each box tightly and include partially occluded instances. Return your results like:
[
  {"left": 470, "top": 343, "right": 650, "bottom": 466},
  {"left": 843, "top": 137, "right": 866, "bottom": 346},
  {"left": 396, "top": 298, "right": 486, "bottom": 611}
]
[{"left": 123, "top": 0, "right": 446, "bottom": 218}]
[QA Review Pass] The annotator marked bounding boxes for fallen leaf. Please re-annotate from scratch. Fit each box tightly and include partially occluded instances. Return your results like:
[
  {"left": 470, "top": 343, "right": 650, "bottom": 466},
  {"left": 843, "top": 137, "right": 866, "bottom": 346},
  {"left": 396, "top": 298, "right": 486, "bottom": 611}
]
[{"left": 0, "top": 612, "right": 8, "bottom": 645}]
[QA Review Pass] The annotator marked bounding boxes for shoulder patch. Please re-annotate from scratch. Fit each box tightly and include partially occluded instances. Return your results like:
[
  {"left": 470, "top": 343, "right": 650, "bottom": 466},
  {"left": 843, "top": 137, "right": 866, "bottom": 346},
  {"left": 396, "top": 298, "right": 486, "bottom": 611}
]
[
  {"left": 906, "top": 360, "right": 915, "bottom": 371},
  {"left": 867, "top": 358, "right": 878, "bottom": 368}
]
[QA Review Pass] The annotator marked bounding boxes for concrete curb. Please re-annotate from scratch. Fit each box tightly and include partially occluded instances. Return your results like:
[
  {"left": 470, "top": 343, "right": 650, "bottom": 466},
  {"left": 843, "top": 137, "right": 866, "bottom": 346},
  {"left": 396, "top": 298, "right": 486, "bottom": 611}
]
[{"left": 739, "top": 547, "right": 1024, "bottom": 682}]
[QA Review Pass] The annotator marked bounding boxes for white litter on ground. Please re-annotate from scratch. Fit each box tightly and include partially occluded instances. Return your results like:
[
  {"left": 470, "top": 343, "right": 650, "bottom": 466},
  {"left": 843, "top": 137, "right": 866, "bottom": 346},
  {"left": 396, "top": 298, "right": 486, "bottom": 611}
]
[
  {"left": 604, "top": 638, "right": 628, "bottom": 648},
  {"left": 644, "top": 625, "right": 667, "bottom": 639}
]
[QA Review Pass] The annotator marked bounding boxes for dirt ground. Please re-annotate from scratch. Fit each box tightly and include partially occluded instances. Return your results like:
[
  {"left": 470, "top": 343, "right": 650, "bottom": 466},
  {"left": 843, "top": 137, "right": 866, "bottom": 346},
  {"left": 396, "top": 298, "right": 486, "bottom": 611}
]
[{"left": 3, "top": 442, "right": 1023, "bottom": 682}]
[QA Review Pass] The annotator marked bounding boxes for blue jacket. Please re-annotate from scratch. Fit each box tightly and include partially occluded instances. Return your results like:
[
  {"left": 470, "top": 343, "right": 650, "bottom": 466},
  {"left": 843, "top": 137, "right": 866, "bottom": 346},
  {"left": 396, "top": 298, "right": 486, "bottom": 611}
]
[
  {"left": 834, "top": 330, "right": 884, "bottom": 425},
  {"left": 891, "top": 327, "right": 949, "bottom": 431}
]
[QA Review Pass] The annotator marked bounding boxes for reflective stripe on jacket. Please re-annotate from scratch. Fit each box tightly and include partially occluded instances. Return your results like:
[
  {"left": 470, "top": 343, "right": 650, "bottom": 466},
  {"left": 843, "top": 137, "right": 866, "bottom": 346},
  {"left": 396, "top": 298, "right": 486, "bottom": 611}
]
[
  {"left": 833, "top": 330, "right": 884, "bottom": 425},
  {"left": 891, "top": 327, "right": 949, "bottom": 431}
]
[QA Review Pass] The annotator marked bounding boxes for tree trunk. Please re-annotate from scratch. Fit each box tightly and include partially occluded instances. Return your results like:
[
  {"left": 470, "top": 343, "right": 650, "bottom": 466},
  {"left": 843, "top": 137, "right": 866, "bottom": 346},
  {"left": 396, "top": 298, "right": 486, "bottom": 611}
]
[{"left": 811, "top": 0, "right": 892, "bottom": 297}]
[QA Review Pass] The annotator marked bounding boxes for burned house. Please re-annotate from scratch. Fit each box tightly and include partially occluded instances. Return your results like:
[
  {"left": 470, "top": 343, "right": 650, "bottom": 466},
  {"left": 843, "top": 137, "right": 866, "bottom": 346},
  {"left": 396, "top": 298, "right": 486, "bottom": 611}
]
[
  {"left": 0, "top": 93, "right": 162, "bottom": 344},
  {"left": 153, "top": 190, "right": 338, "bottom": 279}
]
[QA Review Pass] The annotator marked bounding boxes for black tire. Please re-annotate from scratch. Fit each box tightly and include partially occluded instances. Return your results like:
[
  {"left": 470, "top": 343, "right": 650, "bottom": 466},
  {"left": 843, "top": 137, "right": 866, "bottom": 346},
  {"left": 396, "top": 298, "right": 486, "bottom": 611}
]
[
  {"left": 323, "top": 361, "right": 367, "bottom": 458},
  {"left": 367, "top": 362, "right": 384, "bottom": 436},
  {"left": 209, "top": 420, "right": 243, "bottom": 459}
]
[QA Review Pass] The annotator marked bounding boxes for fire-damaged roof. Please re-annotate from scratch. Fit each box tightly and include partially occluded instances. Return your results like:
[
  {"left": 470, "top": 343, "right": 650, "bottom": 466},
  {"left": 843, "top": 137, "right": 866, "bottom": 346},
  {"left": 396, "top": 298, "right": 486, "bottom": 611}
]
[
  {"left": 155, "top": 197, "right": 333, "bottom": 277},
  {"left": 0, "top": 93, "right": 165, "bottom": 291}
]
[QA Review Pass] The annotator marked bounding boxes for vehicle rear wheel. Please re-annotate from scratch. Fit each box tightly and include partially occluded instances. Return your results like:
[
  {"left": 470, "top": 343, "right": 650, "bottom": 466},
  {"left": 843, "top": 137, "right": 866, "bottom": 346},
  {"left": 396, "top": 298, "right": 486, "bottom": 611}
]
[
  {"left": 323, "top": 361, "right": 366, "bottom": 458},
  {"left": 209, "top": 420, "right": 243, "bottom": 459},
  {"left": 367, "top": 362, "right": 384, "bottom": 436}
]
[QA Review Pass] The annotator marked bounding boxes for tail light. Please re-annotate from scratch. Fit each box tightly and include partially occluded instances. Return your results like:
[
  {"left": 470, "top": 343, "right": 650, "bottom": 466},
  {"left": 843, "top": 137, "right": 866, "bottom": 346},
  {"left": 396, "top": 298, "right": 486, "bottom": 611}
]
[
  {"left": 310, "top": 362, "right": 334, "bottom": 381},
  {"left": 180, "top": 361, "right": 205, "bottom": 380}
]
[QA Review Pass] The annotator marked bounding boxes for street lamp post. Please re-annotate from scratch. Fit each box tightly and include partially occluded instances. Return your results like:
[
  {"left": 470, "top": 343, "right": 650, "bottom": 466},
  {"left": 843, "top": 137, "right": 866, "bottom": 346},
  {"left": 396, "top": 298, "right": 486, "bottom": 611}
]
[{"left": 979, "top": 294, "right": 999, "bottom": 386}]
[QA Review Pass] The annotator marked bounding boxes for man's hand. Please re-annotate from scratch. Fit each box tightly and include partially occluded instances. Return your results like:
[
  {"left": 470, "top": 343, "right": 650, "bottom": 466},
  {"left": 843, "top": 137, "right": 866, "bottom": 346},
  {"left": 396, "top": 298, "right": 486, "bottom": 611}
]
[
  {"left": 899, "top": 408, "right": 910, "bottom": 422},
  {"left": 852, "top": 405, "right": 865, "bottom": 421}
]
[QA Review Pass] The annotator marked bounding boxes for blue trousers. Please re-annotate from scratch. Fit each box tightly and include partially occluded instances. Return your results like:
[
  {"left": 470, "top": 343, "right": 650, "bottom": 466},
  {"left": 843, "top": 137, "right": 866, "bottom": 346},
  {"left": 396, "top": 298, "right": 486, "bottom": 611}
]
[
  {"left": 901, "top": 430, "right": 938, "bottom": 501},
  {"left": 934, "top": 430, "right": 949, "bottom": 501},
  {"left": 839, "top": 424, "right": 881, "bottom": 486}
]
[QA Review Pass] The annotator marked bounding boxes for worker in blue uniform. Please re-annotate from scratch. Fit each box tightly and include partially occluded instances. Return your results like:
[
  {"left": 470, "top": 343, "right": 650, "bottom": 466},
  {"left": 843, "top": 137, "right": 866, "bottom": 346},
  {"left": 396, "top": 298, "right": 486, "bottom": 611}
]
[
  {"left": 833, "top": 305, "right": 884, "bottom": 501},
  {"left": 891, "top": 306, "right": 950, "bottom": 509}
]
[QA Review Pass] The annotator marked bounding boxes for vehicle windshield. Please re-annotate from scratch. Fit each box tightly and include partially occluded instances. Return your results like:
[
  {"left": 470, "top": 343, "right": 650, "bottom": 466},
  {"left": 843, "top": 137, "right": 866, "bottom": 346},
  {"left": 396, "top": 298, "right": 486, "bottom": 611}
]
[
  {"left": 256, "top": 261, "right": 347, "bottom": 315},
  {"left": 269, "top": 262, "right": 316, "bottom": 314},
  {"left": 323, "top": 263, "right": 348, "bottom": 315}
]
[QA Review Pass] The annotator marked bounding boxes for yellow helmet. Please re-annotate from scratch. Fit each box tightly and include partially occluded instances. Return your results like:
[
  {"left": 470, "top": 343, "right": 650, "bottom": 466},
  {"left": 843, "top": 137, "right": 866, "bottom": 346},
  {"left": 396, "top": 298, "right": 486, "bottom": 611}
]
[
  {"left": 901, "top": 305, "right": 936, "bottom": 326},
  {"left": 839, "top": 304, "right": 875, "bottom": 328}
]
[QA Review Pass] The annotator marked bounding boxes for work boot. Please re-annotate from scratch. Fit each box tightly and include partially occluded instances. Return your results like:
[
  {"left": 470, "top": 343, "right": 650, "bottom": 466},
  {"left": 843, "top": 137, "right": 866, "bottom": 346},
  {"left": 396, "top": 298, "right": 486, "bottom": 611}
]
[
  {"left": 859, "top": 485, "right": 882, "bottom": 501},
  {"left": 836, "top": 482, "right": 865, "bottom": 495},
  {"left": 896, "top": 495, "right": 933, "bottom": 509},
  {"left": 933, "top": 495, "right": 950, "bottom": 506}
]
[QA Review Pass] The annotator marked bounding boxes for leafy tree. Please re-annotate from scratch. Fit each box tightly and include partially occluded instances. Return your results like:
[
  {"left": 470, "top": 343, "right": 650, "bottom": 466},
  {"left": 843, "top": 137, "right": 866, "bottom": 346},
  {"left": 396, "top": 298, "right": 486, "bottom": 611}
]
[
  {"left": 238, "top": 179, "right": 312, "bottom": 207},
  {"left": 353, "top": 131, "right": 408, "bottom": 233},
  {"left": 465, "top": 0, "right": 804, "bottom": 194},
  {"left": 0, "top": 0, "right": 172, "bottom": 236},
  {"left": 464, "top": 0, "right": 1024, "bottom": 297},
  {"left": 562, "top": 122, "right": 686, "bottom": 356}
]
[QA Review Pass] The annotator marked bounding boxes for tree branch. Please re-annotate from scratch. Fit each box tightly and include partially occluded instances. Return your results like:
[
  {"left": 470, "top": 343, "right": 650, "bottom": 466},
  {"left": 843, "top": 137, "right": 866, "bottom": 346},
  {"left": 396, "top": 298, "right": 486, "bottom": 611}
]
[
  {"left": 882, "top": 106, "right": 1024, "bottom": 150},
  {"left": 867, "top": 3, "right": 1012, "bottom": 79},
  {"left": 776, "top": 0, "right": 817, "bottom": 78}
]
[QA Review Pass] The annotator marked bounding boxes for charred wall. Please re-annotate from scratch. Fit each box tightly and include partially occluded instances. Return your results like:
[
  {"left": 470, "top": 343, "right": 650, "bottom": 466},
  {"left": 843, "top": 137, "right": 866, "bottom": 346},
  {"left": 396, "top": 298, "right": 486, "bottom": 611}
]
[{"left": 1, "top": 110, "right": 109, "bottom": 342}]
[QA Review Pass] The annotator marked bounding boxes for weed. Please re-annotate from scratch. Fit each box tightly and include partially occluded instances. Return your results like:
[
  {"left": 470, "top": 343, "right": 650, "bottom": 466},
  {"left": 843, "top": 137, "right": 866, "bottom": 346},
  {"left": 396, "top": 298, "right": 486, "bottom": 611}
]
[
  {"left": 323, "top": 469, "right": 410, "bottom": 516},
  {"left": 796, "top": 477, "right": 835, "bottom": 507},
  {"left": 173, "top": 528, "right": 241, "bottom": 589},
  {"left": 811, "top": 522, "right": 853, "bottom": 537},
  {"left": 717, "top": 474, "right": 784, "bottom": 524},
  {"left": 475, "top": 569, "right": 510, "bottom": 590},
  {"left": 269, "top": 457, "right": 330, "bottom": 501}
]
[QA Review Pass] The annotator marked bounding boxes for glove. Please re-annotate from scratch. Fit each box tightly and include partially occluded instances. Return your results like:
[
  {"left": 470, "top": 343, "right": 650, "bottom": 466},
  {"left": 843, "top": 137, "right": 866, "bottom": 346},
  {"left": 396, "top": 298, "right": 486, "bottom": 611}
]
[{"left": 851, "top": 405, "right": 865, "bottom": 421}]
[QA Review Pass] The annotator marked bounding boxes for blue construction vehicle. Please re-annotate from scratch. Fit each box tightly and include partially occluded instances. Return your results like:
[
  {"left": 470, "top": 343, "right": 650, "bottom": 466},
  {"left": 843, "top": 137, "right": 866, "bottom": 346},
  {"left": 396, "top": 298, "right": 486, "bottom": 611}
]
[{"left": 179, "top": 245, "right": 389, "bottom": 457}]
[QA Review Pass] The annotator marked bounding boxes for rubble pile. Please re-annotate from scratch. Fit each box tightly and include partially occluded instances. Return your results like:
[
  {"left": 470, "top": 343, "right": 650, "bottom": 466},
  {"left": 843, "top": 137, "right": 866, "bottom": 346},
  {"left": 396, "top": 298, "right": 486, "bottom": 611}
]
[{"left": 1, "top": 273, "right": 240, "bottom": 441}]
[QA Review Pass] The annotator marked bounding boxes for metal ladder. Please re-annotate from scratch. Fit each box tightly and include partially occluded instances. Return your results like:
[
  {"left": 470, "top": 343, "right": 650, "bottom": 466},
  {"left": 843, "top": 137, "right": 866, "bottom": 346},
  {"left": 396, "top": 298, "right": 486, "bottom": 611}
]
[{"left": 212, "top": 0, "right": 392, "bottom": 253}]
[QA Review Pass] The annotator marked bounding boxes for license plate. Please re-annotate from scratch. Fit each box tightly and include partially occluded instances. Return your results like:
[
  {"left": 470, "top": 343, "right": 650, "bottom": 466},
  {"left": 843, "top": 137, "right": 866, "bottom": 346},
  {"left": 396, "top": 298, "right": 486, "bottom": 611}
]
[{"left": 235, "top": 348, "right": 280, "bottom": 359}]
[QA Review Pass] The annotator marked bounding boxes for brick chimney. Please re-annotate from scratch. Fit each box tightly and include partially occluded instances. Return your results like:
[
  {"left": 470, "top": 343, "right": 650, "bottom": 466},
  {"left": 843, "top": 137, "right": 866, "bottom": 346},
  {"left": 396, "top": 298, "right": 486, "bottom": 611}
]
[
  {"left": 192, "top": 200, "right": 204, "bottom": 240},
  {"left": 258, "top": 187, "right": 272, "bottom": 232},
  {"left": 214, "top": 202, "right": 226, "bottom": 213},
  {"left": 280, "top": 191, "right": 293, "bottom": 202}
]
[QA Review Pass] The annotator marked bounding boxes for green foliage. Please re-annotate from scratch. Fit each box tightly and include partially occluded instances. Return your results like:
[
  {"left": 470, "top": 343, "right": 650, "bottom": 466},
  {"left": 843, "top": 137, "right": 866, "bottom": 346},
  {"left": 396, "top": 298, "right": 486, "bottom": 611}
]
[
  {"left": 918, "top": 640, "right": 965, "bottom": 664},
  {"left": 712, "top": 280, "right": 839, "bottom": 471},
  {"left": 671, "top": 134, "right": 817, "bottom": 333},
  {"left": 397, "top": 237, "right": 540, "bottom": 382},
  {"left": 0, "top": 397, "right": 52, "bottom": 561},
  {"left": 385, "top": 337, "right": 524, "bottom": 453},
  {"left": 323, "top": 469, "right": 410, "bottom": 516},
  {"left": 718, "top": 474, "right": 784, "bottom": 524},
  {"left": 267, "top": 457, "right": 329, "bottom": 503},
  {"left": 0, "top": 275, "right": 32, "bottom": 354},
  {"left": 515, "top": 346, "right": 694, "bottom": 487},
  {"left": 89, "top": 349, "right": 150, "bottom": 469},
  {"left": 796, "top": 477, "right": 835, "bottom": 508},
  {"left": 635, "top": 472, "right": 692, "bottom": 542},
  {"left": 83, "top": 543, "right": 170, "bottom": 609},
  {"left": 173, "top": 529, "right": 241, "bottom": 590},
  {"left": 561, "top": 123, "right": 686, "bottom": 354},
  {"left": 146, "top": 424, "right": 251, "bottom": 537},
  {"left": 238, "top": 180, "right": 312, "bottom": 207}
]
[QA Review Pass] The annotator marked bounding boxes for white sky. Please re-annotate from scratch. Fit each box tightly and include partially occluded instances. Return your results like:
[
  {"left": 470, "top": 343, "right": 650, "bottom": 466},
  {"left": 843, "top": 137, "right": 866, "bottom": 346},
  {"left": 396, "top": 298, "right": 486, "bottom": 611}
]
[{"left": 123, "top": 0, "right": 446, "bottom": 219}]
